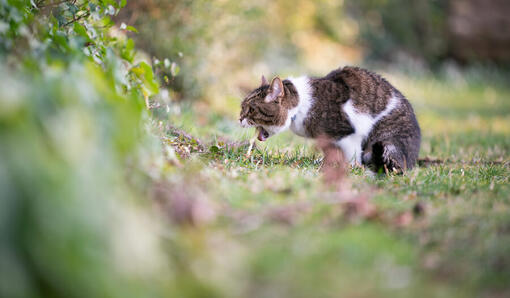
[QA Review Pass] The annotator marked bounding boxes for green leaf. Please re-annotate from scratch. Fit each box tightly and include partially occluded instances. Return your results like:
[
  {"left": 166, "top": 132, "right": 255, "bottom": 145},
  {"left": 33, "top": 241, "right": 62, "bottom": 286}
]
[
  {"left": 53, "top": 32, "right": 71, "bottom": 51},
  {"left": 99, "top": 16, "right": 114, "bottom": 28},
  {"left": 126, "top": 25, "right": 138, "bottom": 33},
  {"left": 130, "top": 65, "right": 144, "bottom": 76},
  {"left": 120, "top": 38, "right": 135, "bottom": 62},
  {"left": 73, "top": 23, "right": 91, "bottom": 42},
  {"left": 130, "top": 62, "right": 159, "bottom": 97},
  {"left": 49, "top": 14, "right": 58, "bottom": 27},
  {"left": 67, "top": 3, "right": 79, "bottom": 15},
  {"left": 140, "top": 62, "right": 159, "bottom": 96},
  {"left": 56, "top": 13, "right": 66, "bottom": 27}
]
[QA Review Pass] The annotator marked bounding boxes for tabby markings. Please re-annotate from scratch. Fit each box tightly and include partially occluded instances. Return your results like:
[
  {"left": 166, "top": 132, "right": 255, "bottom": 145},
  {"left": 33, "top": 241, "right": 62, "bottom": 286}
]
[{"left": 337, "top": 96, "right": 399, "bottom": 165}]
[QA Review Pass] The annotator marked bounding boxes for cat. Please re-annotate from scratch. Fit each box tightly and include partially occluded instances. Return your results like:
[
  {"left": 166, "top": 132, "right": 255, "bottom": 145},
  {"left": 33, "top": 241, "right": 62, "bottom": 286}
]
[{"left": 239, "top": 66, "right": 421, "bottom": 172}]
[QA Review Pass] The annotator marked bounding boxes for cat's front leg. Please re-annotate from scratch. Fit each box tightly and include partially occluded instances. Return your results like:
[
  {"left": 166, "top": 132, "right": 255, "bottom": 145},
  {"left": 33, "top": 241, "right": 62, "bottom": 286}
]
[{"left": 335, "top": 134, "right": 363, "bottom": 167}]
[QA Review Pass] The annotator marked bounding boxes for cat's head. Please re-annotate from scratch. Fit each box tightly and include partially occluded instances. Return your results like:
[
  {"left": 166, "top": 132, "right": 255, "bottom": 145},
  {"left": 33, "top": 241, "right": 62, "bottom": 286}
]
[{"left": 239, "top": 76, "right": 295, "bottom": 141}]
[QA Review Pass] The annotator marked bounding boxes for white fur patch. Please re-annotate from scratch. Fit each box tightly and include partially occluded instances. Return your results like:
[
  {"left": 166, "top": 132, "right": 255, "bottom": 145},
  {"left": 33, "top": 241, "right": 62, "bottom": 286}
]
[
  {"left": 261, "top": 124, "right": 288, "bottom": 137},
  {"left": 240, "top": 118, "right": 251, "bottom": 128},
  {"left": 375, "top": 96, "right": 399, "bottom": 122},
  {"left": 336, "top": 96, "right": 400, "bottom": 165},
  {"left": 287, "top": 76, "right": 313, "bottom": 137},
  {"left": 337, "top": 134, "right": 363, "bottom": 165}
]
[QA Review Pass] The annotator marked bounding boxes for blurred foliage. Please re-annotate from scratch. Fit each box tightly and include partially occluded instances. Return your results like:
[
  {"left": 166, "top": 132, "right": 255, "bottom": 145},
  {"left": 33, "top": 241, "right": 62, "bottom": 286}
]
[
  {"left": 0, "top": 1, "right": 165, "bottom": 297},
  {"left": 0, "top": 0, "right": 162, "bottom": 96},
  {"left": 117, "top": 0, "right": 509, "bottom": 105},
  {"left": 0, "top": 61, "right": 150, "bottom": 298},
  {"left": 115, "top": 0, "right": 452, "bottom": 104},
  {"left": 116, "top": 0, "right": 274, "bottom": 100},
  {"left": 345, "top": 0, "right": 448, "bottom": 65}
]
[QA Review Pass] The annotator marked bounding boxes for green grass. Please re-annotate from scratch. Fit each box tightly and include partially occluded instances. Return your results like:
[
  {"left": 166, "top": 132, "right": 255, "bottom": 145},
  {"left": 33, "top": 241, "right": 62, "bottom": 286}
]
[{"left": 153, "top": 70, "right": 510, "bottom": 298}]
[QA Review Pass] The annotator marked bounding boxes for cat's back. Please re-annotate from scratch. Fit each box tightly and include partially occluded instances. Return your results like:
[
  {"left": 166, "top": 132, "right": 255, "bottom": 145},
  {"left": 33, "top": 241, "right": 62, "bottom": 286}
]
[{"left": 328, "top": 66, "right": 396, "bottom": 115}]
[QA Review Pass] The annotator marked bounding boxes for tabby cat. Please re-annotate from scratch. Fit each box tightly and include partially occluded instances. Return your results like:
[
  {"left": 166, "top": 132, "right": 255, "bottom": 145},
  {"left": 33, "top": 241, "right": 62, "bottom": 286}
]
[{"left": 239, "top": 66, "right": 421, "bottom": 172}]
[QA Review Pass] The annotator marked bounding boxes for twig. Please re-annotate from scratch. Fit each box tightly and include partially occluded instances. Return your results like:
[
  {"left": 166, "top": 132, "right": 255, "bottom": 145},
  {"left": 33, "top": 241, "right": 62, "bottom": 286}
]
[{"left": 62, "top": 11, "right": 90, "bottom": 27}]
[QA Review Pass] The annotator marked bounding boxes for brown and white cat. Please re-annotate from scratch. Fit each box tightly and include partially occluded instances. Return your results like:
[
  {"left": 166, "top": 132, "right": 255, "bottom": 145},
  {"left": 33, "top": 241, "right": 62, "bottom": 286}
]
[{"left": 239, "top": 66, "right": 421, "bottom": 172}]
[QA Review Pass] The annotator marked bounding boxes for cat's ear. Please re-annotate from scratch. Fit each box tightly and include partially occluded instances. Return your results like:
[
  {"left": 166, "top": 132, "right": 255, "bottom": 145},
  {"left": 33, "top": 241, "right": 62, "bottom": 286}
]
[
  {"left": 265, "top": 76, "right": 284, "bottom": 102},
  {"left": 261, "top": 75, "right": 268, "bottom": 86}
]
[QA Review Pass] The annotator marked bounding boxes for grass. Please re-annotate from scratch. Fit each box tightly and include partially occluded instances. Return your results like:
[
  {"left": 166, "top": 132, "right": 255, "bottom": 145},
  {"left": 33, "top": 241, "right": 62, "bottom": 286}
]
[{"left": 151, "top": 69, "right": 510, "bottom": 298}]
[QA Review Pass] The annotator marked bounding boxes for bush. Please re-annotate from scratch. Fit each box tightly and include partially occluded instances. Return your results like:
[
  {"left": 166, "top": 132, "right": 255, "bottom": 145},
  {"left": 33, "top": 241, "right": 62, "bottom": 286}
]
[
  {"left": 344, "top": 0, "right": 448, "bottom": 65},
  {"left": 0, "top": 1, "right": 168, "bottom": 297}
]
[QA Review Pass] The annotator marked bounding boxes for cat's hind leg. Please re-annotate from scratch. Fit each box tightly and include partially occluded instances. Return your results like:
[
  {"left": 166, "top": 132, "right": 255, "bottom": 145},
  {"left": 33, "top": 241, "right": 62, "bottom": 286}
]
[
  {"left": 364, "top": 140, "right": 407, "bottom": 173},
  {"left": 381, "top": 143, "right": 407, "bottom": 173}
]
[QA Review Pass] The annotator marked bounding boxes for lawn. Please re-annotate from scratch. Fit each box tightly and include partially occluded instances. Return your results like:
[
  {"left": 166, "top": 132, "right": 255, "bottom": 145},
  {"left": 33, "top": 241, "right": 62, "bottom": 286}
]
[{"left": 154, "top": 68, "right": 510, "bottom": 298}]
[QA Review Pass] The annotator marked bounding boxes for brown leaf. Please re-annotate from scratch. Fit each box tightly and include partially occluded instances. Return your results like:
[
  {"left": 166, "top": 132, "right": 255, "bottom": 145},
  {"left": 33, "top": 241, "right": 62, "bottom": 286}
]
[
  {"left": 265, "top": 203, "right": 309, "bottom": 226},
  {"left": 394, "top": 211, "right": 413, "bottom": 227},
  {"left": 316, "top": 136, "right": 347, "bottom": 187},
  {"left": 152, "top": 182, "right": 216, "bottom": 227},
  {"left": 342, "top": 194, "right": 378, "bottom": 220}
]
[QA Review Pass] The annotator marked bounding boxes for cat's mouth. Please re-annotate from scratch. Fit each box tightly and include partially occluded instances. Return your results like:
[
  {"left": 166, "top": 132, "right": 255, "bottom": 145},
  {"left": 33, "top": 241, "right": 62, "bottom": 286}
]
[{"left": 257, "top": 127, "right": 270, "bottom": 141}]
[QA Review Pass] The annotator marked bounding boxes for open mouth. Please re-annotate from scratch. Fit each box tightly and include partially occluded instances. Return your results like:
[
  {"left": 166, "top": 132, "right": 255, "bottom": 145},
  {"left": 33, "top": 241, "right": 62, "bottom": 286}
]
[{"left": 257, "top": 127, "right": 270, "bottom": 141}]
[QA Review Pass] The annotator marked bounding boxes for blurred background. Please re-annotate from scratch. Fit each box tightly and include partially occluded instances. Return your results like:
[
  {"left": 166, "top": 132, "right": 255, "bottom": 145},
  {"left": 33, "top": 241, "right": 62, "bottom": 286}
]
[
  {"left": 1, "top": 1, "right": 510, "bottom": 298},
  {"left": 115, "top": 0, "right": 510, "bottom": 115}
]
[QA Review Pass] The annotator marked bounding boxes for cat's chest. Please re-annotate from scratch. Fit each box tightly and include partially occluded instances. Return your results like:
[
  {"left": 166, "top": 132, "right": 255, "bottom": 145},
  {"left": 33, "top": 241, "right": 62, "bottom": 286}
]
[{"left": 289, "top": 111, "right": 309, "bottom": 137}]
